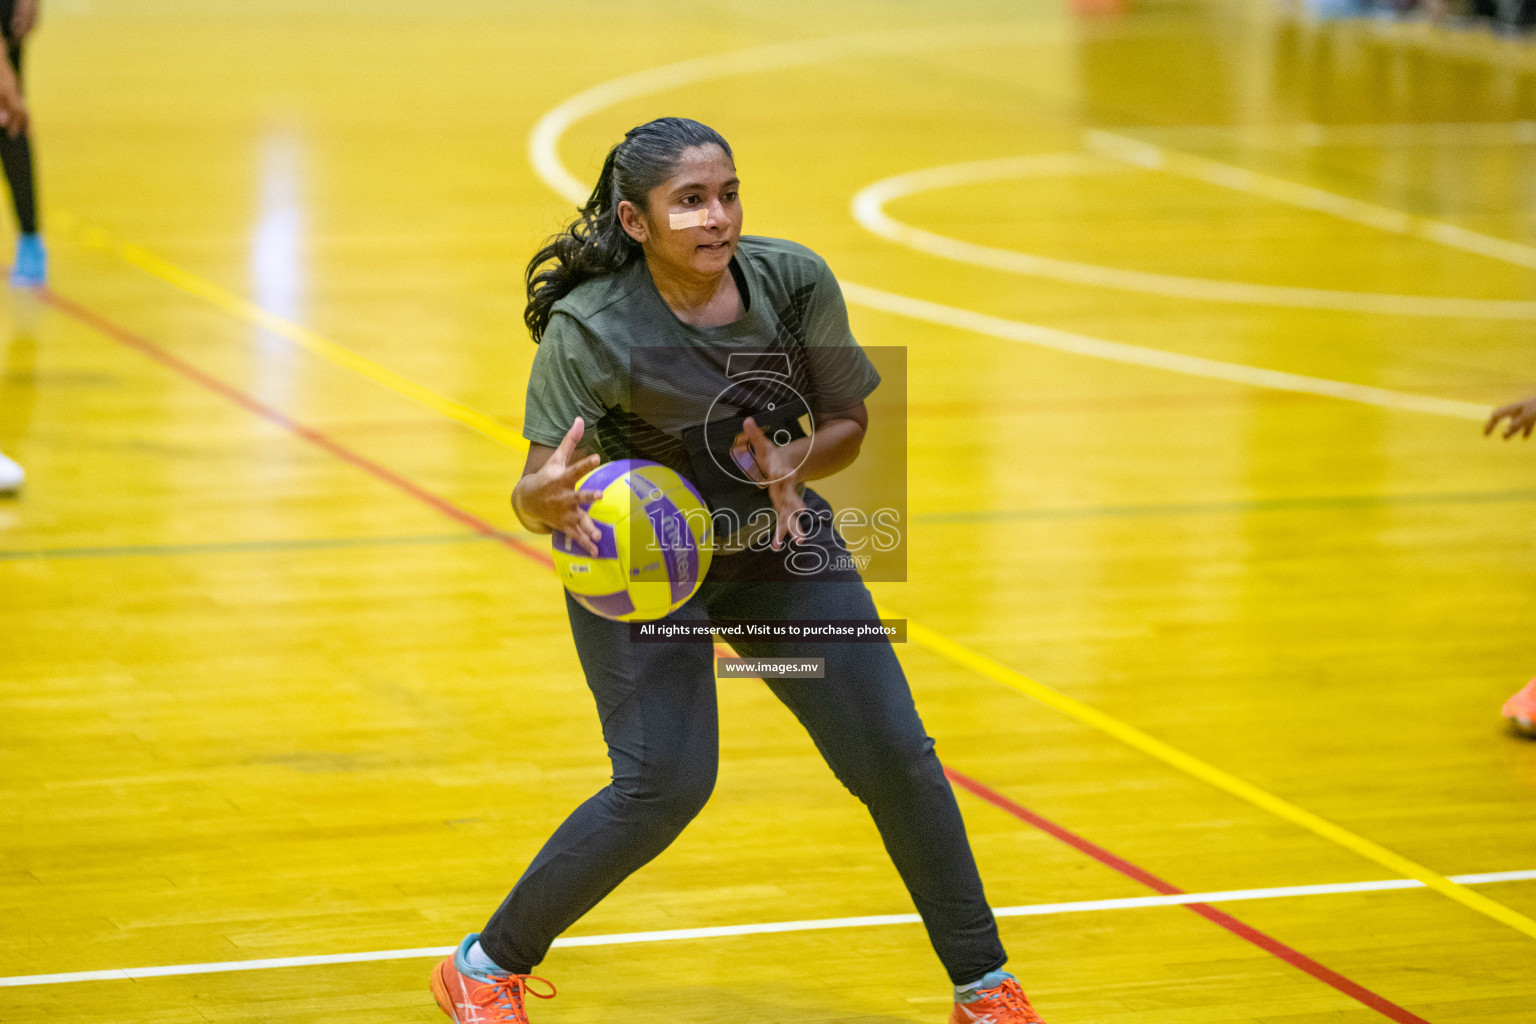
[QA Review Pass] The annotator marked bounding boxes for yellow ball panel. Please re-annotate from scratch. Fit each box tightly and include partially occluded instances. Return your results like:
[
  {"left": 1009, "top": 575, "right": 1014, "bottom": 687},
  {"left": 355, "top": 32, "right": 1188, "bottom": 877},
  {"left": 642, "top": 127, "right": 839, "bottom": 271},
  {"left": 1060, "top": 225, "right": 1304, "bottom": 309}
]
[
  {"left": 551, "top": 542, "right": 626, "bottom": 599},
  {"left": 585, "top": 480, "right": 638, "bottom": 530}
]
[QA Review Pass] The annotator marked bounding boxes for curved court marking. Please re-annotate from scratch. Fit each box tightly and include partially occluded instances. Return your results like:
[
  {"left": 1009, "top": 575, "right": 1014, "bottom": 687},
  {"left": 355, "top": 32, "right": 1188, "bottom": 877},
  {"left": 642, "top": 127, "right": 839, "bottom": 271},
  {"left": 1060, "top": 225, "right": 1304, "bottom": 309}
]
[
  {"left": 842, "top": 282, "right": 1489, "bottom": 420},
  {"left": 529, "top": 41, "right": 1494, "bottom": 424},
  {"left": 526, "top": 18, "right": 1071, "bottom": 203},
  {"left": 3, "top": 867, "right": 1530, "bottom": 989},
  {"left": 84, "top": 203, "right": 1490, "bottom": 435},
  {"left": 527, "top": 33, "right": 1536, "bottom": 942},
  {"left": 1123, "top": 120, "right": 1536, "bottom": 150},
  {"left": 853, "top": 156, "right": 1536, "bottom": 320},
  {"left": 75, "top": 27, "right": 1498, "bottom": 434},
  {"left": 1087, "top": 129, "right": 1536, "bottom": 271}
]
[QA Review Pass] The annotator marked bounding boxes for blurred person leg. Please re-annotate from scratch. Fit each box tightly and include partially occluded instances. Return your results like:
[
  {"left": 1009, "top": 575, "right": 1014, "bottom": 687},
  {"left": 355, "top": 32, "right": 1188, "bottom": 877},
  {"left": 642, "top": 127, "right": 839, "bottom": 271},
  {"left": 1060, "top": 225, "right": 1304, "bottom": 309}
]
[
  {"left": 0, "top": 0, "right": 42, "bottom": 287},
  {"left": 1494, "top": 0, "right": 1536, "bottom": 29}
]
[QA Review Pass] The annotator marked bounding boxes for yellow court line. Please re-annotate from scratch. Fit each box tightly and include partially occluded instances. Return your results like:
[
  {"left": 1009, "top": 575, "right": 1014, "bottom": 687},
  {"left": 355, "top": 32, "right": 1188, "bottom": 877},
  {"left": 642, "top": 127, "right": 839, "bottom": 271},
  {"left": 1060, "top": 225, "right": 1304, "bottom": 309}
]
[
  {"left": 890, "top": 611, "right": 1536, "bottom": 941},
  {"left": 62, "top": 213, "right": 1536, "bottom": 944},
  {"left": 61, "top": 216, "right": 527, "bottom": 453}
]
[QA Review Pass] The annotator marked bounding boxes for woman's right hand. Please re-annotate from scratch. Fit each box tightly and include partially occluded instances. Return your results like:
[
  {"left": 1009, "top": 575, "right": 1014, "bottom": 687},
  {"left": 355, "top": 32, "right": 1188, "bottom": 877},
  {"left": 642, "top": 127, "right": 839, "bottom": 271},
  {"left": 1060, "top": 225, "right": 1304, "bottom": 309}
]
[{"left": 513, "top": 417, "right": 605, "bottom": 554}]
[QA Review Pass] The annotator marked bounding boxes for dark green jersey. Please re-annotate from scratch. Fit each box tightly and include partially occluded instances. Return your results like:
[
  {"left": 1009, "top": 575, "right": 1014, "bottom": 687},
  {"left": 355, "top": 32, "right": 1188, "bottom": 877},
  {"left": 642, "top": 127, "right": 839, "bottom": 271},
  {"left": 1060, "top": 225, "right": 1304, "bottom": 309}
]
[{"left": 523, "top": 236, "right": 881, "bottom": 478}]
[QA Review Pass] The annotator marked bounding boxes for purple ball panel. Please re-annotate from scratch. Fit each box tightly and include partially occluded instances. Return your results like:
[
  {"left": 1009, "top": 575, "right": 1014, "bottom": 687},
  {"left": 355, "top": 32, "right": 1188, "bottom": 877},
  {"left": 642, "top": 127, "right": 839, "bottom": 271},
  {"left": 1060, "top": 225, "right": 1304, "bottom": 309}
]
[
  {"left": 552, "top": 520, "right": 619, "bottom": 561},
  {"left": 575, "top": 590, "right": 637, "bottom": 620},
  {"left": 643, "top": 494, "right": 701, "bottom": 603},
  {"left": 578, "top": 460, "right": 638, "bottom": 500}
]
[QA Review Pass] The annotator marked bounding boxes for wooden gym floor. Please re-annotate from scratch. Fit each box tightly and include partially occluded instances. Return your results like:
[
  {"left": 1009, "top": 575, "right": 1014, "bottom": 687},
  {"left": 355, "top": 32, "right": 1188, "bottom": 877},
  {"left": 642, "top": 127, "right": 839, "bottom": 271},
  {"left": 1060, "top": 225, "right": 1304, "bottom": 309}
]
[{"left": 2, "top": 1, "right": 1534, "bottom": 1021}]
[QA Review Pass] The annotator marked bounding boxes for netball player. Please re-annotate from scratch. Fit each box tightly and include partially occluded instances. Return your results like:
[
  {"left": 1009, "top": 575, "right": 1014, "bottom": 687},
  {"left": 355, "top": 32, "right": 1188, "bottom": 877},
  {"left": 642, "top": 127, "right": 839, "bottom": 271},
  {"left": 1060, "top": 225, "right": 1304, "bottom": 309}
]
[
  {"left": 0, "top": 0, "right": 40, "bottom": 287},
  {"left": 1486, "top": 392, "right": 1536, "bottom": 734},
  {"left": 428, "top": 118, "right": 1048, "bottom": 1024}
]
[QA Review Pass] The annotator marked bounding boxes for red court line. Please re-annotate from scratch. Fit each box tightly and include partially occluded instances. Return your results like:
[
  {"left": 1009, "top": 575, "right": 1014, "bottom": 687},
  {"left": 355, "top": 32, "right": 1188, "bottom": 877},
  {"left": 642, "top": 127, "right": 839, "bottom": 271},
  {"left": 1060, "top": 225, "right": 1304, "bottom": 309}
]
[
  {"left": 40, "top": 289, "right": 552, "bottom": 571},
  {"left": 46, "top": 287, "right": 1429, "bottom": 1024},
  {"left": 945, "top": 768, "right": 1432, "bottom": 1024}
]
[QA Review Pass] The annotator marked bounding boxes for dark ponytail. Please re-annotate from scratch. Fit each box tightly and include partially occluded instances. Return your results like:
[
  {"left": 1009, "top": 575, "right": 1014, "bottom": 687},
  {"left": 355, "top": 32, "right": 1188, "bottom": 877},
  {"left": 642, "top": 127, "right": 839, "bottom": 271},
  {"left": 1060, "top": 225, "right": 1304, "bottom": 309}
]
[{"left": 524, "top": 117, "right": 734, "bottom": 342}]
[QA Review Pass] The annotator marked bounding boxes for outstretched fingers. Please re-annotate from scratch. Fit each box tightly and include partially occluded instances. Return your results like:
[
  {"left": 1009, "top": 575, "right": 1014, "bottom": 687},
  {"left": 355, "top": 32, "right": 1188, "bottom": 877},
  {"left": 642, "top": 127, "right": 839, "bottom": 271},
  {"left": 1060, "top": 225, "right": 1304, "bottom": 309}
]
[
  {"left": 1486, "top": 404, "right": 1517, "bottom": 436},
  {"left": 562, "top": 451, "right": 601, "bottom": 486},
  {"left": 553, "top": 416, "right": 587, "bottom": 467},
  {"left": 568, "top": 508, "right": 604, "bottom": 557},
  {"left": 1486, "top": 399, "right": 1536, "bottom": 439},
  {"left": 769, "top": 486, "right": 809, "bottom": 550}
]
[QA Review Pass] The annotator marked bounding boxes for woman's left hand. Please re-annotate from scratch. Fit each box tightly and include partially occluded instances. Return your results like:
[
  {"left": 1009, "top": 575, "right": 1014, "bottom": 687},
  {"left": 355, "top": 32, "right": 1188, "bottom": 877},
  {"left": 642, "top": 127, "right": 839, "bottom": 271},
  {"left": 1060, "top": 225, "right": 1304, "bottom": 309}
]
[
  {"left": 741, "top": 416, "right": 809, "bottom": 550},
  {"left": 1486, "top": 394, "right": 1536, "bottom": 440}
]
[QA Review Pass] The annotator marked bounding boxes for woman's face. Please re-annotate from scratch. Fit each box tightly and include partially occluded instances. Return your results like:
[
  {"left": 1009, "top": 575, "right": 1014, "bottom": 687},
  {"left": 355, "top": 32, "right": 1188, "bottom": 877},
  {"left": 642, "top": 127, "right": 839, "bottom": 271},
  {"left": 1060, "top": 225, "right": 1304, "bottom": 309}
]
[{"left": 621, "top": 144, "right": 742, "bottom": 280}]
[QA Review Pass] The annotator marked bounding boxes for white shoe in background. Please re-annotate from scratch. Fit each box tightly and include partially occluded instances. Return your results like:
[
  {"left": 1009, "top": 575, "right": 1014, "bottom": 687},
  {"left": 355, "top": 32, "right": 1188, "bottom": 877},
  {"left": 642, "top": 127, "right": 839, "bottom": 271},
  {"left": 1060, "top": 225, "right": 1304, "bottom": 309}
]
[{"left": 0, "top": 450, "right": 24, "bottom": 494}]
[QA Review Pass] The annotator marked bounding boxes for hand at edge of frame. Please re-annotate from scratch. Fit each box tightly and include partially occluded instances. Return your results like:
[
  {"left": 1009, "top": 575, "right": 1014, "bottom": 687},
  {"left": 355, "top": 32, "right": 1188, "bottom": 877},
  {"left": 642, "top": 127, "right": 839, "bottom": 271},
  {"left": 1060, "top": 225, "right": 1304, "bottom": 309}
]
[{"left": 1484, "top": 395, "right": 1536, "bottom": 440}]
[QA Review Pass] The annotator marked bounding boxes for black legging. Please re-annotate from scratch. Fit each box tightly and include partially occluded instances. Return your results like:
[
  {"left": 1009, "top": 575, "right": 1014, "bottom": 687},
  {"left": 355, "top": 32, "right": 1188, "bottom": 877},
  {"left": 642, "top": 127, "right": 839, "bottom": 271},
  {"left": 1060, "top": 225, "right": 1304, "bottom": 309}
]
[
  {"left": 0, "top": 24, "right": 36, "bottom": 236},
  {"left": 478, "top": 492, "right": 1008, "bottom": 986}
]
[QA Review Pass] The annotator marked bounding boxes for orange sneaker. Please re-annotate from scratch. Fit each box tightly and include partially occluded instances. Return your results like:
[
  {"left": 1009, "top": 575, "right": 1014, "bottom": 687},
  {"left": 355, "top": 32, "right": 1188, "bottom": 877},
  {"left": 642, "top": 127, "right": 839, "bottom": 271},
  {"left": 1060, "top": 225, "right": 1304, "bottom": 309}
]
[
  {"left": 1504, "top": 678, "right": 1536, "bottom": 736},
  {"left": 949, "top": 971, "right": 1046, "bottom": 1023},
  {"left": 429, "top": 934, "right": 555, "bottom": 1024}
]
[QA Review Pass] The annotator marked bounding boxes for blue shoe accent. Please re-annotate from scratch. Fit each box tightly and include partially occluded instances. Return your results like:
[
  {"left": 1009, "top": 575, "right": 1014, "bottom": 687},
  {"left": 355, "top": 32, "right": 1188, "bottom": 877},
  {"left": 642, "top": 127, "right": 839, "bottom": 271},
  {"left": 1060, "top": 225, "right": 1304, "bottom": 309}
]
[
  {"left": 956, "top": 970, "right": 1016, "bottom": 1003},
  {"left": 11, "top": 232, "right": 45, "bottom": 287},
  {"left": 453, "top": 932, "right": 512, "bottom": 982},
  {"left": 452, "top": 933, "right": 490, "bottom": 981}
]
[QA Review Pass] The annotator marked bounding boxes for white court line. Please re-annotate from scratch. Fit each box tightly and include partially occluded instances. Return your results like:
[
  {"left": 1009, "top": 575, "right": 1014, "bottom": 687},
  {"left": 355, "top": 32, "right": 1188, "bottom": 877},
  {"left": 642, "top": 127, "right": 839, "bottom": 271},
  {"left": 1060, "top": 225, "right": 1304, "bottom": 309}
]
[
  {"left": 527, "top": 18, "right": 1072, "bottom": 205},
  {"left": 841, "top": 282, "right": 1489, "bottom": 421},
  {"left": 1087, "top": 129, "right": 1536, "bottom": 271},
  {"left": 527, "top": 31, "right": 1501, "bottom": 422},
  {"left": 852, "top": 155, "right": 1536, "bottom": 321},
  {"left": 3, "top": 870, "right": 1531, "bottom": 989},
  {"left": 1125, "top": 121, "right": 1536, "bottom": 149}
]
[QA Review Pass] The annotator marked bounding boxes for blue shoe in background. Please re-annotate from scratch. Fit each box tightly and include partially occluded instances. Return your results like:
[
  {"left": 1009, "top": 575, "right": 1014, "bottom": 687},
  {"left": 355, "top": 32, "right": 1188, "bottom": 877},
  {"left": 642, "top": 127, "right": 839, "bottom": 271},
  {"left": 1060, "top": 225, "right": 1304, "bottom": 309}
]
[{"left": 11, "top": 232, "right": 46, "bottom": 287}]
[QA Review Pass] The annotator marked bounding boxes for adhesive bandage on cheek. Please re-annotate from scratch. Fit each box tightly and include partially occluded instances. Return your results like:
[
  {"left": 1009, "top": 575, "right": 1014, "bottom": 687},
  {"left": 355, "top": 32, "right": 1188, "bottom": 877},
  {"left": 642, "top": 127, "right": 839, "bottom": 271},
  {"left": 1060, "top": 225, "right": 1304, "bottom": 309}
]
[{"left": 669, "top": 209, "right": 710, "bottom": 230}]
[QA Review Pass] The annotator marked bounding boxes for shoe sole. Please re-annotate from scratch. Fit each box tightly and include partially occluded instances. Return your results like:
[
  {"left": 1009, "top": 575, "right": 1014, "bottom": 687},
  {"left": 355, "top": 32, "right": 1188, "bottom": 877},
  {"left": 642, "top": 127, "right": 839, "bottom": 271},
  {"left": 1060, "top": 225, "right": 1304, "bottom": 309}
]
[{"left": 429, "top": 961, "right": 460, "bottom": 1022}]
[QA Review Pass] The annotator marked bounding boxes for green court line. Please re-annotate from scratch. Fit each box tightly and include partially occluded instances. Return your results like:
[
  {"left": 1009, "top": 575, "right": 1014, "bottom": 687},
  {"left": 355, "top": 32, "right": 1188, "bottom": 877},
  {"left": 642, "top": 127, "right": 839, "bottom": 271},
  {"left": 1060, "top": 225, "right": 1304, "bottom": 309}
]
[
  {"left": 0, "top": 532, "right": 518, "bottom": 561},
  {"left": 912, "top": 487, "right": 1536, "bottom": 524},
  {"left": 10, "top": 488, "right": 1528, "bottom": 560}
]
